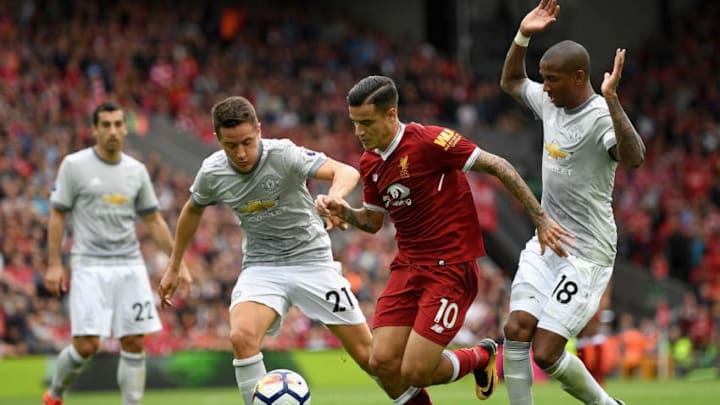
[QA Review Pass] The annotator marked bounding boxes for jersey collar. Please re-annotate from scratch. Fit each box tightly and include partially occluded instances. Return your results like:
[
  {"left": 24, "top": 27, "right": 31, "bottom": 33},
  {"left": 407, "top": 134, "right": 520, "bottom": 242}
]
[
  {"left": 565, "top": 94, "right": 599, "bottom": 115},
  {"left": 375, "top": 122, "right": 406, "bottom": 161}
]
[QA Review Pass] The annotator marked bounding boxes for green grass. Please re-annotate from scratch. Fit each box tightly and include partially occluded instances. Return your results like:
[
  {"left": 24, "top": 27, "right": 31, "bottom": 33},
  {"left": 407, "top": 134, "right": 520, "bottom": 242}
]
[{"left": 4, "top": 378, "right": 719, "bottom": 405}]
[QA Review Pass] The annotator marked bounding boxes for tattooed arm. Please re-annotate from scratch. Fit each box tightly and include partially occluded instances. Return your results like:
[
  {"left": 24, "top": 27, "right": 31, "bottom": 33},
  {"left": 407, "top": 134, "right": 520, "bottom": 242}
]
[
  {"left": 602, "top": 48, "right": 646, "bottom": 168},
  {"left": 338, "top": 206, "right": 385, "bottom": 234},
  {"left": 315, "top": 195, "right": 385, "bottom": 234},
  {"left": 471, "top": 150, "right": 573, "bottom": 255},
  {"left": 606, "top": 95, "right": 645, "bottom": 168}
]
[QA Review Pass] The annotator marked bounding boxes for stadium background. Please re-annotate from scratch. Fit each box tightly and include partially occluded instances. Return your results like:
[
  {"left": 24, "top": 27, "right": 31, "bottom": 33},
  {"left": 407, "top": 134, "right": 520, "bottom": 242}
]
[{"left": 1, "top": 0, "right": 719, "bottom": 402}]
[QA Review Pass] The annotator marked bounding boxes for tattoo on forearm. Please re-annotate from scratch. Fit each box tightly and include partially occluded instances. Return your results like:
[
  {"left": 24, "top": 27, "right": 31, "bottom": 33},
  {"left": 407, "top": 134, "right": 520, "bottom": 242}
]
[
  {"left": 607, "top": 96, "right": 645, "bottom": 165},
  {"left": 491, "top": 156, "right": 544, "bottom": 223},
  {"left": 341, "top": 208, "right": 377, "bottom": 233}
]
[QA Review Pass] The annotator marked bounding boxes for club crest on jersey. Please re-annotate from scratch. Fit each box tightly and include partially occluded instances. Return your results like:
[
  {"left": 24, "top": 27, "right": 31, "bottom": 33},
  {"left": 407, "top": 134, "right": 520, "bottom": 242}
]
[
  {"left": 260, "top": 175, "right": 281, "bottom": 193},
  {"left": 399, "top": 155, "right": 410, "bottom": 178},
  {"left": 383, "top": 183, "right": 412, "bottom": 208},
  {"left": 433, "top": 128, "right": 460, "bottom": 150}
]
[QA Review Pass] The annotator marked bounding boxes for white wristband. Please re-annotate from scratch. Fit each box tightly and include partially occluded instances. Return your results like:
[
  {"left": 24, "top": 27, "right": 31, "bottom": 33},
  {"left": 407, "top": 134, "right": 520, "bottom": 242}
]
[{"left": 514, "top": 30, "right": 530, "bottom": 47}]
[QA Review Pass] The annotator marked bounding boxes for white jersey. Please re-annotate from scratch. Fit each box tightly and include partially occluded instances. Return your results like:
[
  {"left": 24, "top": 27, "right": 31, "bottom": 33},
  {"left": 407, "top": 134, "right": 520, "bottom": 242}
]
[
  {"left": 49, "top": 148, "right": 159, "bottom": 260},
  {"left": 190, "top": 138, "right": 333, "bottom": 268},
  {"left": 522, "top": 80, "right": 618, "bottom": 266}
]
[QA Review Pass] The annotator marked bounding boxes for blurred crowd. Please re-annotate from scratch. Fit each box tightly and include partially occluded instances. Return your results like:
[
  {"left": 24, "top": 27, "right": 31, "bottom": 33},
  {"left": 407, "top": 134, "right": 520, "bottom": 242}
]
[{"left": 1, "top": 0, "right": 719, "bottom": 378}]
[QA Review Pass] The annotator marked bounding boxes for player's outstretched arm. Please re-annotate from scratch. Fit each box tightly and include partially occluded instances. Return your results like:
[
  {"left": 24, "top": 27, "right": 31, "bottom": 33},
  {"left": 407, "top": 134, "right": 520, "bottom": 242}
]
[
  {"left": 471, "top": 150, "right": 573, "bottom": 256},
  {"left": 316, "top": 196, "right": 384, "bottom": 234},
  {"left": 158, "top": 200, "right": 204, "bottom": 307},
  {"left": 313, "top": 158, "right": 361, "bottom": 200},
  {"left": 45, "top": 207, "right": 68, "bottom": 297},
  {"left": 500, "top": 0, "right": 560, "bottom": 104},
  {"left": 602, "top": 48, "right": 646, "bottom": 168},
  {"left": 313, "top": 158, "right": 360, "bottom": 230}
]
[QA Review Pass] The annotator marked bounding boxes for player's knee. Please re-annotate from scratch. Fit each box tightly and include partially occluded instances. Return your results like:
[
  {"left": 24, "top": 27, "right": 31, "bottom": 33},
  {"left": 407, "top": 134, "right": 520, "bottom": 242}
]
[
  {"left": 503, "top": 314, "right": 536, "bottom": 341},
  {"left": 229, "top": 328, "right": 262, "bottom": 357},
  {"left": 73, "top": 338, "right": 99, "bottom": 358},
  {"left": 503, "top": 320, "right": 526, "bottom": 341},
  {"left": 119, "top": 334, "right": 145, "bottom": 353},
  {"left": 369, "top": 351, "right": 400, "bottom": 378}
]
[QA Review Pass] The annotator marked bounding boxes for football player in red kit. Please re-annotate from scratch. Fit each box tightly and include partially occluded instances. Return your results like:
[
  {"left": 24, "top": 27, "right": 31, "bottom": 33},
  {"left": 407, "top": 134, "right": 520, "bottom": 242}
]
[{"left": 316, "top": 75, "right": 572, "bottom": 405}]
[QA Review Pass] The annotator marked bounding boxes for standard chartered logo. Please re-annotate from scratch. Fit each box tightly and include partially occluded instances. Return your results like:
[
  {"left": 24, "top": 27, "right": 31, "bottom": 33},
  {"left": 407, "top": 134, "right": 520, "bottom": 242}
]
[{"left": 383, "top": 183, "right": 412, "bottom": 208}]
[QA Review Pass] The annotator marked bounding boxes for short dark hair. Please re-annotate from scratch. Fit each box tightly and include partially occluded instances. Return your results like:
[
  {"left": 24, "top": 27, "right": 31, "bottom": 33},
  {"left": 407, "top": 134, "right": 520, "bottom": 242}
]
[
  {"left": 347, "top": 75, "right": 398, "bottom": 112},
  {"left": 211, "top": 96, "right": 259, "bottom": 136},
  {"left": 92, "top": 102, "right": 123, "bottom": 126},
  {"left": 541, "top": 40, "right": 591, "bottom": 78}
]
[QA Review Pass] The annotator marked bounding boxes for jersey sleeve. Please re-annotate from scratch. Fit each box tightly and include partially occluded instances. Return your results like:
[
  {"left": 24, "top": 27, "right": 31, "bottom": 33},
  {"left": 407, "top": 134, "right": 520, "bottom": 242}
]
[
  {"left": 189, "top": 168, "right": 217, "bottom": 207},
  {"left": 595, "top": 114, "right": 617, "bottom": 152},
  {"left": 282, "top": 140, "right": 328, "bottom": 178},
  {"left": 426, "top": 127, "right": 481, "bottom": 172},
  {"left": 135, "top": 166, "right": 159, "bottom": 215},
  {"left": 49, "top": 158, "right": 75, "bottom": 211},
  {"left": 521, "top": 80, "right": 546, "bottom": 119}
]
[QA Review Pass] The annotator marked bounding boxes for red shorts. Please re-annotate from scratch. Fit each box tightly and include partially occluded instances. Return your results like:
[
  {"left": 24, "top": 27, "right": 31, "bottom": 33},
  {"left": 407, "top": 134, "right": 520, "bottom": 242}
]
[{"left": 372, "top": 258, "right": 480, "bottom": 346}]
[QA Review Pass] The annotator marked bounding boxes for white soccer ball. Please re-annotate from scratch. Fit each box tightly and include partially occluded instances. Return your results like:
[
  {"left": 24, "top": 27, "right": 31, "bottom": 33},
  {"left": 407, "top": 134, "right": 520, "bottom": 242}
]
[{"left": 252, "top": 369, "right": 311, "bottom": 405}]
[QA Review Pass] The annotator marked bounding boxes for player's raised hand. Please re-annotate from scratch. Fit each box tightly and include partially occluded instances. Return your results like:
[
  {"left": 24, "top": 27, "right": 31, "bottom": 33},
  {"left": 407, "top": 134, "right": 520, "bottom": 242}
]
[
  {"left": 536, "top": 214, "right": 574, "bottom": 257},
  {"left": 43, "top": 263, "right": 67, "bottom": 297},
  {"left": 520, "top": 0, "right": 560, "bottom": 36},
  {"left": 601, "top": 48, "right": 626, "bottom": 98}
]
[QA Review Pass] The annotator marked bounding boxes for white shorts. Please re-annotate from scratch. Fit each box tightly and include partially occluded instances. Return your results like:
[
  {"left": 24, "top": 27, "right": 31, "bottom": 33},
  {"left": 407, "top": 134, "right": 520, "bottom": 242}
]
[
  {"left": 509, "top": 237, "right": 613, "bottom": 339},
  {"left": 69, "top": 257, "right": 162, "bottom": 338},
  {"left": 230, "top": 261, "right": 366, "bottom": 336}
]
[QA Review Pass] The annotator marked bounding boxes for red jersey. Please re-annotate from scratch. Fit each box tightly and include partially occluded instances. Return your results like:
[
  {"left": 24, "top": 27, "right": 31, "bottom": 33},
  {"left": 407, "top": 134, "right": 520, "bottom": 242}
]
[{"left": 361, "top": 122, "right": 485, "bottom": 264}]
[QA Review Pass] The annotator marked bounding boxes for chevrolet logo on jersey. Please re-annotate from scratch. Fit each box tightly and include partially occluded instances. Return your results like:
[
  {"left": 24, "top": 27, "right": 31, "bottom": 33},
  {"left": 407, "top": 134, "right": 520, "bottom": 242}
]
[
  {"left": 433, "top": 129, "right": 460, "bottom": 150},
  {"left": 238, "top": 199, "right": 276, "bottom": 214},
  {"left": 545, "top": 142, "right": 569, "bottom": 159},
  {"left": 101, "top": 193, "right": 130, "bottom": 205},
  {"left": 399, "top": 155, "right": 410, "bottom": 178}
]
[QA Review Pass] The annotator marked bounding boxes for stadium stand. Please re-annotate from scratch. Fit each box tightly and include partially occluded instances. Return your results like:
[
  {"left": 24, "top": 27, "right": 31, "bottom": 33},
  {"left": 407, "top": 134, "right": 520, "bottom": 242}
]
[{"left": 0, "top": 0, "right": 718, "bottom": 379}]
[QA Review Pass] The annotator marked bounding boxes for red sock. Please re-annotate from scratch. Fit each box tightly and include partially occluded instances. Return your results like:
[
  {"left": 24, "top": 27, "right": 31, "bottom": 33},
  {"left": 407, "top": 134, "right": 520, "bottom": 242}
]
[
  {"left": 451, "top": 345, "right": 490, "bottom": 380},
  {"left": 405, "top": 388, "right": 433, "bottom": 405}
]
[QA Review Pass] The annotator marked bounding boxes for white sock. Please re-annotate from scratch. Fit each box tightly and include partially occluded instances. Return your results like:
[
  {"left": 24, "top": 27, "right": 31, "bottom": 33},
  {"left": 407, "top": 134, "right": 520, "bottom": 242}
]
[
  {"left": 50, "top": 345, "right": 89, "bottom": 399},
  {"left": 392, "top": 386, "right": 420, "bottom": 405},
  {"left": 117, "top": 351, "right": 146, "bottom": 405},
  {"left": 233, "top": 353, "right": 267, "bottom": 405},
  {"left": 503, "top": 340, "right": 533, "bottom": 405},
  {"left": 544, "top": 351, "right": 615, "bottom": 405},
  {"left": 442, "top": 350, "right": 460, "bottom": 382}
]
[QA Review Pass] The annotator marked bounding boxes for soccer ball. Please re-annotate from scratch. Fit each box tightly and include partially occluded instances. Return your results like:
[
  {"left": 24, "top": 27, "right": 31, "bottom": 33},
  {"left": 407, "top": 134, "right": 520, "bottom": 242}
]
[{"left": 252, "top": 369, "right": 311, "bottom": 405}]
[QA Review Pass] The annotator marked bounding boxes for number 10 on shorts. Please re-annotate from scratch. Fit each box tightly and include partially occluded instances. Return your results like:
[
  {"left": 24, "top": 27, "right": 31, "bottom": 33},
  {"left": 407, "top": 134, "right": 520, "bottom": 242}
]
[{"left": 433, "top": 298, "right": 459, "bottom": 329}]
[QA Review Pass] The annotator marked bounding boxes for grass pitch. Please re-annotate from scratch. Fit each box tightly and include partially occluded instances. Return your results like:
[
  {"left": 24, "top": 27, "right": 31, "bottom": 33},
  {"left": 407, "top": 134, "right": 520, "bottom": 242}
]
[{"left": 4, "top": 378, "right": 719, "bottom": 404}]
